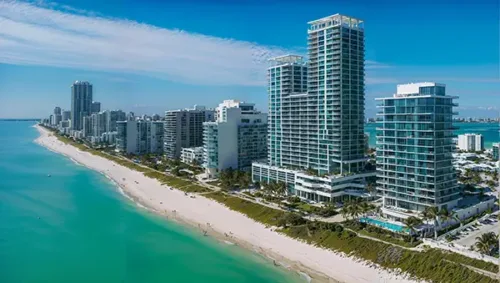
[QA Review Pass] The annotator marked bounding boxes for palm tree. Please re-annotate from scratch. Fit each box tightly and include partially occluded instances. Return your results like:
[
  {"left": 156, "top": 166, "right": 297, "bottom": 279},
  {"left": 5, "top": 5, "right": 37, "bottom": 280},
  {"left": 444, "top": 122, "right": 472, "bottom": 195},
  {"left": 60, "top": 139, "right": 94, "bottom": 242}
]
[
  {"left": 349, "top": 202, "right": 363, "bottom": 220},
  {"left": 403, "top": 216, "right": 423, "bottom": 243},
  {"left": 275, "top": 182, "right": 287, "bottom": 198},
  {"left": 421, "top": 206, "right": 440, "bottom": 239},
  {"left": 475, "top": 232, "right": 498, "bottom": 256},
  {"left": 439, "top": 207, "right": 453, "bottom": 228},
  {"left": 452, "top": 211, "right": 462, "bottom": 227},
  {"left": 360, "top": 202, "right": 371, "bottom": 218},
  {"left": 239, "top": 172, "right": 251, "bottom": 189},
  {"left": 267, "top": 181, "right": 277, "bottom": 195},
  {"left": 340, "top": 205, "right": 351, "bottom": 220}
]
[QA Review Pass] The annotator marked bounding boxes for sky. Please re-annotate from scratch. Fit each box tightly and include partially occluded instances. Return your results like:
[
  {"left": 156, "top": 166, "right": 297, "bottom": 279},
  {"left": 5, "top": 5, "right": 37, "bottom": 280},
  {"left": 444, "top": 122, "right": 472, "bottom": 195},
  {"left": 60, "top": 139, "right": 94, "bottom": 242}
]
[{"left": 0, "top": 0, "right": 499, "bottom": 119}]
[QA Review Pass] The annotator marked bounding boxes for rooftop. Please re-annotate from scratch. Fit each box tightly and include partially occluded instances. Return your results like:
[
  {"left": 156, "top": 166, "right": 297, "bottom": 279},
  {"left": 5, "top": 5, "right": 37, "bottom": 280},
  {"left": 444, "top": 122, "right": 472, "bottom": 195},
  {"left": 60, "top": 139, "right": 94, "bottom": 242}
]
[
  {"left": 454, "top": 194, "right": 496, "bottom": 211},
  {"left": 72, "top": 81, "right": 91, "bottom": 85},
  {"left": 268, "top": 54, "right": 305, "bottom": 66},
  {"left": 308, "top": 14, "right": 364, "bottom": 31}
]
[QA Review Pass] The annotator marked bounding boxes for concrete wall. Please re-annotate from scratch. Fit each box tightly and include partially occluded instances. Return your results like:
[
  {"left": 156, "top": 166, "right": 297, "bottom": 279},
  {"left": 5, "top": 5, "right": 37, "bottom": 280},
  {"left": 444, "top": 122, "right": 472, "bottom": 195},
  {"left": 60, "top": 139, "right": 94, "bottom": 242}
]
[{"left": 453, "top": 198, "right": 496, "bottom": 223}]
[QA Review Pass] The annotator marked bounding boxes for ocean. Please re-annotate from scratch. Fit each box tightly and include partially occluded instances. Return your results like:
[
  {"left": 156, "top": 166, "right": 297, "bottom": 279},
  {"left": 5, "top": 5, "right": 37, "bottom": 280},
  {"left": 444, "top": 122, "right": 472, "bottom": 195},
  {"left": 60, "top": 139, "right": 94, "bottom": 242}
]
[
  {"left": 0, "top": 121, "right": 303, "bottom": 283},
  {"left": 365, "top": 122, "right": 500, "bottom": 149}
]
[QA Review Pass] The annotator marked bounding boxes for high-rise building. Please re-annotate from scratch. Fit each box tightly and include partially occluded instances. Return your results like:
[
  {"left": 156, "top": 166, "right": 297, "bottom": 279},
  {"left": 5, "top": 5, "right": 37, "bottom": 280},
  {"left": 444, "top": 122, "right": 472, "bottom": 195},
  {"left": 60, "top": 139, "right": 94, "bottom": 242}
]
[
  {"left": 62, "top": 110, "right": 71, "bottom": 122},
  {"left": 91, "top": 112, "right": 107, "bottom": 137},
  {"left": 376, "top": 82, "right": 460, "bottom": 214},
  {"left": 127, "top": 112, "right": 135, "bottom": 121},
  {"left": 203, "top": 100, "right": 267, "bottom": 177},
  {"left": 105, "top": 110, "right": 126, "bottom": 132},
  {"left": 91, "top": 101, "right": 101, "bottom": 114},
  {"left": 307, "top": 14, "right": 366, "bottom": 175},
  {"left": 151, "top": 114, "right": 161, "bottom": 121},
  {"left": 52, "top": 107, "right": 62, "bottom": 126},
  {"left": 82, "top": 116, "right": 92, "bottom": 137},
  {"left": 252, "top": 14, "right": 374, "bottom": 202},
  {"left": 164, "top": 105, "right": 215, "bottom": 159},
  {"left": 457, "top": 134, "right": 484, "bottom": 152},
  {"left": 267, "top": 55, "right": 308, "bottom": 168},
  {"left": 493, "top": 143, "right": 499, "bottom": 161},
  {"left": 116, "top": 120, "right": 164, "bottom": 155},
  {"left": 71, "top": 81, "right": 93, "bottom": 130}
]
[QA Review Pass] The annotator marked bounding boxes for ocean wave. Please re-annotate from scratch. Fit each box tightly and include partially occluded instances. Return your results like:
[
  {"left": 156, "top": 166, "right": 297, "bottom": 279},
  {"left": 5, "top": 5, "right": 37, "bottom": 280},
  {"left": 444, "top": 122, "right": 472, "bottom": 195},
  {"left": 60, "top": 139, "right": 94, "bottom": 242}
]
[
  {"left": 298, "top": 271, "right": 312, "bottom": 283},
  {"left": 115, "top": 184, "right": 139, "bottom": 205}
]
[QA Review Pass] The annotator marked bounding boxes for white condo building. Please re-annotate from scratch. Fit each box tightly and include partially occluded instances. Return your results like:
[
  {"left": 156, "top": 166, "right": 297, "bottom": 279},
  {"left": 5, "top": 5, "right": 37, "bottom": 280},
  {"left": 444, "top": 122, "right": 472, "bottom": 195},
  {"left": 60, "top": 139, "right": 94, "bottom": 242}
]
[
  {"left": 457, "top": 134, "right": 484, "bottom": 152},
  {"left": 203, "top": 100, "right": 267, "bottom": 178},
  {"left": 164, "top": 105, "right": 215, "bottom": 159},
  {"left": 181, "top": 147, "right": 204, "bottom": 165},
  {"left": 116, "top": 120, "right": 164, "bottom": 155}
]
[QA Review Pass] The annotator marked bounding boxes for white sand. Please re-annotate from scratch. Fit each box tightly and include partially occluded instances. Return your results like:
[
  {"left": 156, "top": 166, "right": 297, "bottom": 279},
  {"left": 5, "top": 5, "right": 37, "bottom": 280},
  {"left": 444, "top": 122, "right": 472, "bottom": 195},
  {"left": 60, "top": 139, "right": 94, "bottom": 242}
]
[{"left": 35, "top": 125, "right": 418, "bottom": 283}]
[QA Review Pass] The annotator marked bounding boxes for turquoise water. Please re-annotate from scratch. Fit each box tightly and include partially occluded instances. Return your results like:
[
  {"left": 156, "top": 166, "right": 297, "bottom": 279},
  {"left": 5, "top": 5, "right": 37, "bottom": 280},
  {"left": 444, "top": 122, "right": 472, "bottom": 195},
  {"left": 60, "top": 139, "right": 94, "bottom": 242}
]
[
  {"left": 359, "top": 217, "right": 407, "bottom": 232},
  {"left": 365, "top": 122, "right": 500, "bottom": 148},
  {"left": 0, "top": 121, "right": 303, "bottom": 283}
]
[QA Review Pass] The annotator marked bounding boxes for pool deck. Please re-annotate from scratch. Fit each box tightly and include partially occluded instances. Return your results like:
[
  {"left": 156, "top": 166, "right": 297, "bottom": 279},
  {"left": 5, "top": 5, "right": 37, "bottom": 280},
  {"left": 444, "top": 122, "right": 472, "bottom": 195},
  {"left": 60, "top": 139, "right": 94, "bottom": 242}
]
[{"left": 360, "top": 216, "right": 407, "bottom": 232}]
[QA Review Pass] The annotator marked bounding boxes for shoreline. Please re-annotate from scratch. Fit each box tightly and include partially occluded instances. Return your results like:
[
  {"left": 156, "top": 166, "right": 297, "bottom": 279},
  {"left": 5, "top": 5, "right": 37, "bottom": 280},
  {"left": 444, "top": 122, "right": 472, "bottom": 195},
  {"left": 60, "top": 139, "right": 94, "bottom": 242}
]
[{"left": 34, "top": 125, "right": 418, "bottom": 283}]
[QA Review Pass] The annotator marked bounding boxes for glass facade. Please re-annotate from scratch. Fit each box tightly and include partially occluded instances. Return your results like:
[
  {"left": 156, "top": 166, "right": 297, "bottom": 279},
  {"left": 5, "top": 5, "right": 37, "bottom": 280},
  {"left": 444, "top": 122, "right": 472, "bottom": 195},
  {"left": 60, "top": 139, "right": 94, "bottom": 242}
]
[
  {"left": 376, "top": 83, "right": 460, "bottom": 212},
  {"left": 203, "top": 122, "right": 219, "bottom": 169},
  {"left": 308, "top": 17, "right": 366, "bottom": 175},
  {"left": 253, "top": 15, "right": 374, "bottom": 203},
  {"left": 493, "top": 143, "right": 499, "bottom": 161},
  {"left": 267, "top": 56, "right": 308, "bottom": 168}
]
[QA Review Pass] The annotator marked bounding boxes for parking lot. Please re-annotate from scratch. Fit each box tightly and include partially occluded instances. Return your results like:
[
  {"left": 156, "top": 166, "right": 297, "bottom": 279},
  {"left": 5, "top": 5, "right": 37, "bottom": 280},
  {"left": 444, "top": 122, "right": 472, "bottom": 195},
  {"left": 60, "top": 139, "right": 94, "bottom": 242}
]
[{"left": 453, "top": 215, "right": 499, "bottom": 248}]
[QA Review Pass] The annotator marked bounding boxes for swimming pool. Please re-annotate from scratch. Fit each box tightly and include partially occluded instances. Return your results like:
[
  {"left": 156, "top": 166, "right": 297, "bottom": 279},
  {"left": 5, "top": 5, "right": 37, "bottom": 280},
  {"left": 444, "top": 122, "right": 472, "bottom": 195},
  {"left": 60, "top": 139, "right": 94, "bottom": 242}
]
[{"left": 359, "top": 217, "right": 407, "bottom": 232}]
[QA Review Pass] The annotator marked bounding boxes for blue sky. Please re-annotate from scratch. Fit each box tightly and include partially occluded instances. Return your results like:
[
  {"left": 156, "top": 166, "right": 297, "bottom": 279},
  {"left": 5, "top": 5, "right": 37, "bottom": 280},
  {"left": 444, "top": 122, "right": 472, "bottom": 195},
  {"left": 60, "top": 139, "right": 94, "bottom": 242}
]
[{"left": 0, "top": 0, "right": 499, "bottom": 118}]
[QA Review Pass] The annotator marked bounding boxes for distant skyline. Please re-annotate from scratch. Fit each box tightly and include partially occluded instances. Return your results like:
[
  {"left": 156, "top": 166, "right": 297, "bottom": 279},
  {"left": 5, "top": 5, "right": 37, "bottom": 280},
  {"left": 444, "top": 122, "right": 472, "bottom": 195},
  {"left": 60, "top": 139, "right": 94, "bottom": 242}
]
[{"left": 0, "top": 0, "right": 499, "bottom": 118}]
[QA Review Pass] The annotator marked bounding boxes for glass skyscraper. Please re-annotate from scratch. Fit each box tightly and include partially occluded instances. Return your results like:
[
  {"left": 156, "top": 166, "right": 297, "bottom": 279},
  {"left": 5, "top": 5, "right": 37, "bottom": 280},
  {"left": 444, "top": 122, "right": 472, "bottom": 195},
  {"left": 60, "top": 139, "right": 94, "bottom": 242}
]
[
  {"left": 376, "top": 83, "right": 460, "bottom": 213},
  {"left": 308, "top": 15, "right": 366, "bottom": 175},
  {"left": 70, "top": 81, "right": 93, "bottom": 131},
  {"left": 267, "top": 55, "right": 309, "bottom": 169},
  {"left": 252, "top": 14, "right": 374, "bottom": 202}
]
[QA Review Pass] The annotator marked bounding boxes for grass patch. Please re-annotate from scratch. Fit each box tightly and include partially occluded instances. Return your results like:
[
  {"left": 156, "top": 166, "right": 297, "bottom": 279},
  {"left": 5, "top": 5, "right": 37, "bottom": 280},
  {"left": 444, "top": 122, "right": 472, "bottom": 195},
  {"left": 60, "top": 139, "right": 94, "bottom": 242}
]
[
  {"left": 181, "top": 184, "right": 211, "bottom": 193},
  {"left": 357, "top": 230, "right": 421, "bottom": 248},
  {"left": 144, "top": 171, "right": 192, "bottom": 188},
  {"left": 344, "top": 220, "right": 420, "bottom": 248},
  {"left": 241, "top": 191, "right": 256, "bottom": 200},
  {"left": 281, "top": 225, "right": 498, "bottom": 283},
  {"left": 205, "top": 192, "right": 285, "bottom": 226},
  {"left": 297, "top": 203, "right": 315, "bottom": 213}
]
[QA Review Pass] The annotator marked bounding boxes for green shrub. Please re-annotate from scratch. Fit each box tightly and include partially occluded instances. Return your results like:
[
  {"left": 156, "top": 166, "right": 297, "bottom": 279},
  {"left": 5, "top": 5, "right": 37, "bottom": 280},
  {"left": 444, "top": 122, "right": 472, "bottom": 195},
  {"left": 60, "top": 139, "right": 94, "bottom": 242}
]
[{"left": 204, "top": 192, "right": 285, "bottom": 226}]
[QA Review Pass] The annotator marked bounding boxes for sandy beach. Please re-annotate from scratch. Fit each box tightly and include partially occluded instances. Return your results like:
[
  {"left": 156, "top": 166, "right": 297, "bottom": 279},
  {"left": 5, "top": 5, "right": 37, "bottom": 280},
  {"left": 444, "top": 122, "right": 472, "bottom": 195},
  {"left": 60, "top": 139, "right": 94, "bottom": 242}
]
[{"left": 34, "top": 125, "right": 418, "bottom": 283}]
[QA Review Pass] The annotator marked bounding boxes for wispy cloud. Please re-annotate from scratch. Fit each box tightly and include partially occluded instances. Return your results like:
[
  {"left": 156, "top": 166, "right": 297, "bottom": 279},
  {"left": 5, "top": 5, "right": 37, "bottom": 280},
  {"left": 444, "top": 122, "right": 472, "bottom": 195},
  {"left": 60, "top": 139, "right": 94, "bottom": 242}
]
[
  {"left": 0, "top": 1, "right": 421, "bottom": 88},
  {"left": 365, "top": 60, "right": 390, "bottom": 69},
  {"left": 0, "top": 0, "right": 293, "bottom": 86}
]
